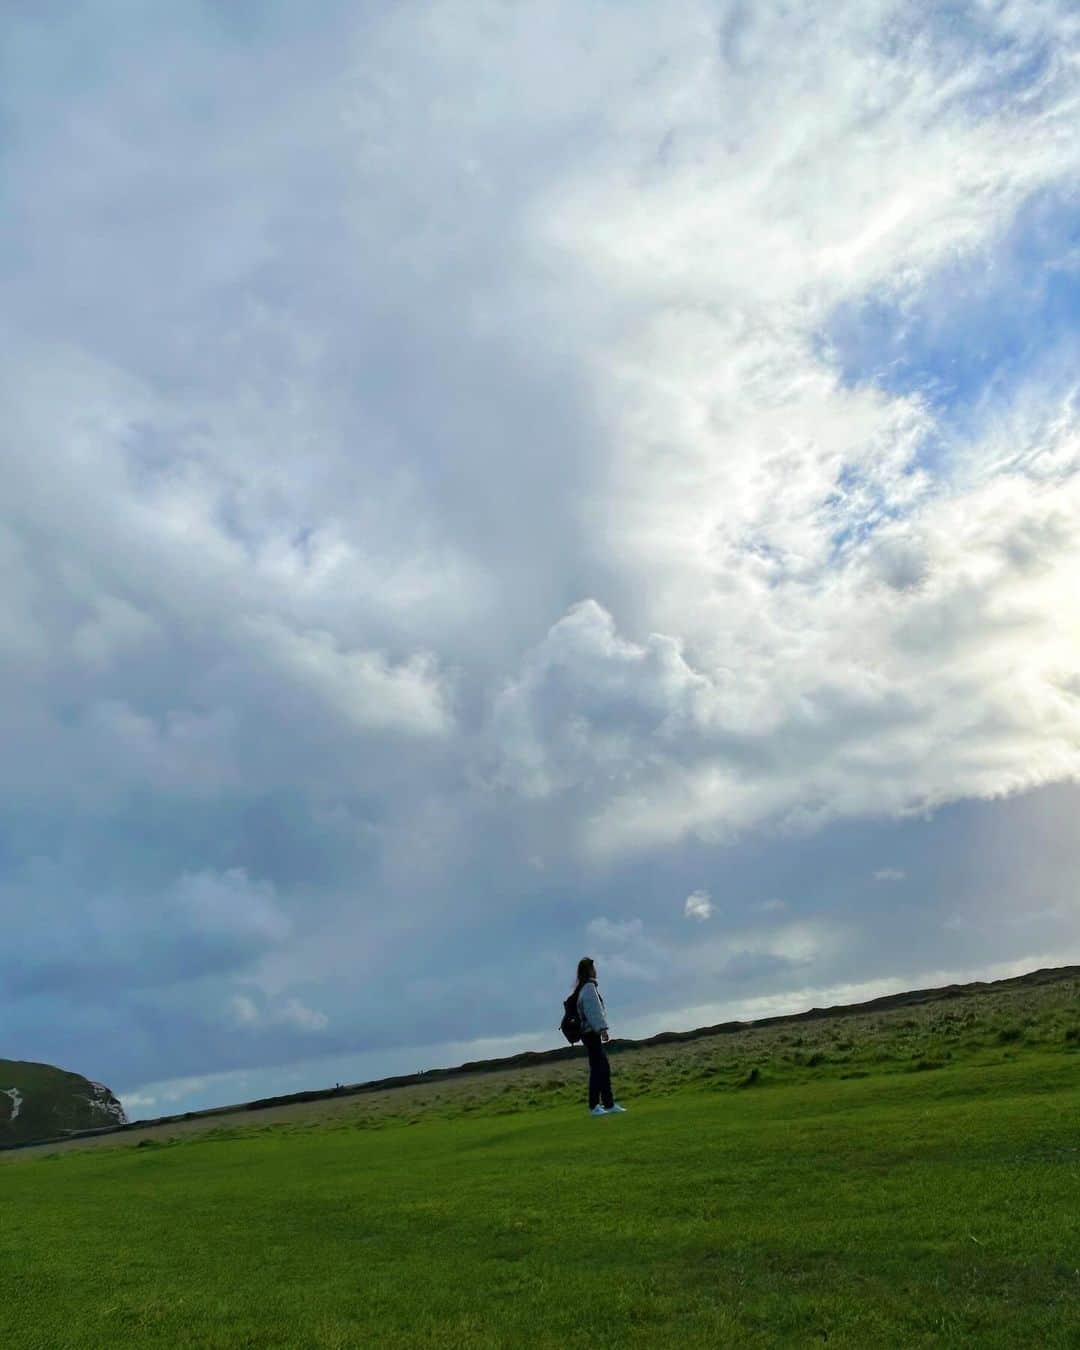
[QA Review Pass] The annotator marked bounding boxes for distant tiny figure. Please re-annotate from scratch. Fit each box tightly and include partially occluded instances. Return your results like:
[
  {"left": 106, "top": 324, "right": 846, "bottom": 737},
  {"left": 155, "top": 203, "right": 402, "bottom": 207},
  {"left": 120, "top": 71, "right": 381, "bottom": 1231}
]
[{"left": 573, "top": 956, "right": 626, "bottom": 1117}]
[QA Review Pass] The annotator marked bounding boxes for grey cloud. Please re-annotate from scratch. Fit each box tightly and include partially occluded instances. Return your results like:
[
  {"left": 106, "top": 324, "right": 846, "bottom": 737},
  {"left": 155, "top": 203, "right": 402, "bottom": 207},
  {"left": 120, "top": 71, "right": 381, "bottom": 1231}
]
[{"left": 2, "top": 863, "right": 289, "bottom": 998}]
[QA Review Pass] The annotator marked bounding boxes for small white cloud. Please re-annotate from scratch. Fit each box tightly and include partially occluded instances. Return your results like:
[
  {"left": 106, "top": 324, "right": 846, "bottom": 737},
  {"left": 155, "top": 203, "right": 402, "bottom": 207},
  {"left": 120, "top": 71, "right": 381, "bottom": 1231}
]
[
  {"left": 586, "top": 916, "right": 645, "bottom": 944},
  {"left": 873, "top": 868, "right": 906, "bottom": 882},
  {"left": 684, "top": 889, "right": 713, "bottom": 921},
  {"left": 280, "top": 998, "right": 329, "bottom": 1032},
  {"left": 584, "top": 915, "right": 661, "bottom": 981},
  {"left": 229, "top": 991, "right": 328, "bottom": 1032},
  {"left": 173, "top": 867, "right": 291, "bottom": 946},
  {"left": 602, "top": 954, "right": 660, "bottom": 981},
  {"left": 121, "top": 1092, "right": 158, "bottom": 1111},
  {"left": 230, "top": 993, "right": 260, "bottom": 1026},
  {"left": 756, "top": 897, "right": 788, "bottom": 913}
]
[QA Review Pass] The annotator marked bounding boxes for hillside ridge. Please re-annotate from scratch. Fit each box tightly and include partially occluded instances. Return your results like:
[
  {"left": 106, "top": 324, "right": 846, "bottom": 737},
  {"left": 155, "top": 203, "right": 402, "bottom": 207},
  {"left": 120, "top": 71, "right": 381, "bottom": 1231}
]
[
  {"left": 0, "top": 1058, "right": 126, "bottom": 1146},
  {"left": 3, "top": 962, "right": 1076, "bottom": 1152}
]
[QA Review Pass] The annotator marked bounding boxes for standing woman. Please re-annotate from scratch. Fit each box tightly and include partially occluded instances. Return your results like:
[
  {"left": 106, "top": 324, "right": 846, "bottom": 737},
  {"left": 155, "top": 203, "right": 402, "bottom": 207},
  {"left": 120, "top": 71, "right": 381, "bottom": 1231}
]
[{"left": 574, "top": 957, "right": 627, "bottom": 1116}]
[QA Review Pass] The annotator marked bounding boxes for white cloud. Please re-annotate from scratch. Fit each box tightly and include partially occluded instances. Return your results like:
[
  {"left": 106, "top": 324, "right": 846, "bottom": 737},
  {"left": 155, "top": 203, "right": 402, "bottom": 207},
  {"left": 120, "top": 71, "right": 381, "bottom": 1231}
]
[
  {"left": 237, "top": 615, "right": 452, "bottom": 739},
  {"left": 229, "top": 991, "right": 328, "bottom": 1033},
  {"left": 481, "top": 3, "right": 1080, "bottom": 856},
  {"left": 279, "top": 998, "right": 330, "bottom": 1033},
  {"left": 586, "top": 916, "right": 645, "bottom": 945},
  {"left": 171, "top": 869, "right": 291, "bottom": 947},
  {"left": 230, "top": 994, "right": 260, "bottom": 1026},
  {"left": 684, "top": 889, "right": 713, "bottom": 921},
  {"left": 493, "top": 444, "right": 1080, "bottom": 854},
  {"left": 584, "top": 915, "right": 662, "bottom": 982},
  {"left": 7, "top": 1, "right": 1079, "bottom": 847},
  {"left": 685, "top": 919, "right": 845, "bottom": 979},
  {"left": 120, "top": 1091, "right": 159, "bottom": 1111},
  {"left": 873, "top": 868, "right": 906, "bottom": 882}
]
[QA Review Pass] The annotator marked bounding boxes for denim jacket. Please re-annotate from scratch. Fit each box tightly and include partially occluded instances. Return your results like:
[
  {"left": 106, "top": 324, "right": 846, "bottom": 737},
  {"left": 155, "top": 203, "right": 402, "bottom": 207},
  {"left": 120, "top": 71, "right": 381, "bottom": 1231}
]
[{"left": 577, "top": 980, "right": 608, "bottom": 1035}]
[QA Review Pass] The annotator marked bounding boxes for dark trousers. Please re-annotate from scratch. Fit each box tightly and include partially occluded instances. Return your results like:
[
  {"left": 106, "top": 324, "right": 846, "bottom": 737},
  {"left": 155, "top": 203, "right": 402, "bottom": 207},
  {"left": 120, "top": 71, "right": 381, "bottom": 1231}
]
[{"left": 582, "top": 1032, "right": 614, "bottom": 1109}]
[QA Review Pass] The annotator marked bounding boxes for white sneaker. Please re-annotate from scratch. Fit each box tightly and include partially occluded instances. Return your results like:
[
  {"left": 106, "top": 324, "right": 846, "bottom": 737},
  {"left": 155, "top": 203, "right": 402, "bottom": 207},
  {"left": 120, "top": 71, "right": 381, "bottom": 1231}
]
[
  {"left": 590, "top": 1105, "right": 608, "bottom": 1116},
  {"left": 606, "top": 1103, "right": 627, "bottom": 1113}
]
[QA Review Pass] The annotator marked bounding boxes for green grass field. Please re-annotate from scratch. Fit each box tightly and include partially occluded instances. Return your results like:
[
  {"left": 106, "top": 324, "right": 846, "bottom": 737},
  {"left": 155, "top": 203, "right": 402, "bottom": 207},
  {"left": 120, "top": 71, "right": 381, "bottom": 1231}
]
[{"left": 3, "top": 977, "right": 1079, "bottom": 1347}]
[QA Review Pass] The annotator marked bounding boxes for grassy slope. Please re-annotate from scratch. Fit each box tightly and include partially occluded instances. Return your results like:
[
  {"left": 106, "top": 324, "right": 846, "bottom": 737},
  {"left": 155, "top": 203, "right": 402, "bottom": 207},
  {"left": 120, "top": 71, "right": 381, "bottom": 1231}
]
[
  {"left": 2, "top": 978, "right": 1079, "bottom": 1348},
  {"left": 9, "top": 965, "right": 1079, "bottom": 1157}
]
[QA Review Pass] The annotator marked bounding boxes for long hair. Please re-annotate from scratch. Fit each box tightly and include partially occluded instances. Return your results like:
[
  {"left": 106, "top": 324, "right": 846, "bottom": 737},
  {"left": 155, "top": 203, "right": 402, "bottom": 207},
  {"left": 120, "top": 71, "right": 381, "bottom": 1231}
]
[{"left": 572, "top": 955, "right": 596, "bottom": 996}]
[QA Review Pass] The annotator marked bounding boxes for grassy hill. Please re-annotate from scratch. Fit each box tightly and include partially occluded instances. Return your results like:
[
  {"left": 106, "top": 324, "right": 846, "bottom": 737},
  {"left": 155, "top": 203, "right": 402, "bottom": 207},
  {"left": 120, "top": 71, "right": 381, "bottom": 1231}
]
[
  {"left": 0, "top": 1059, "right": 126, "bottom": 1146},
  {"left": 2, "top": 968, "right": 1078, "bottom": 1346},
  {"left": 8, "top": 962, "right": 1078, "bottom": 1154}
]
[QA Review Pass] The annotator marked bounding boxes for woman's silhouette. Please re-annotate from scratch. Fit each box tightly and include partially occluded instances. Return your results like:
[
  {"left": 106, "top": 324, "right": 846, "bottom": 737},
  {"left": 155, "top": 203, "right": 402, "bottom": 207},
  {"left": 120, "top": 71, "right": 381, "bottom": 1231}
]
[{"left": 573, "top": 956, "right": 626, "bottom": 1116}]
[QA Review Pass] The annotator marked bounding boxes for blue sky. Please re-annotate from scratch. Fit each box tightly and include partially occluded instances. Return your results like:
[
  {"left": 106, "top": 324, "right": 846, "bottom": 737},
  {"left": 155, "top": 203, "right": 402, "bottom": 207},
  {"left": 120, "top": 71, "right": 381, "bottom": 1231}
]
[
  {"left": 2, "top": 0, "right": 1079, "bottom": 1117},
  {"left": 825, "top": 188, "right": 1080, "bottom": 420}
]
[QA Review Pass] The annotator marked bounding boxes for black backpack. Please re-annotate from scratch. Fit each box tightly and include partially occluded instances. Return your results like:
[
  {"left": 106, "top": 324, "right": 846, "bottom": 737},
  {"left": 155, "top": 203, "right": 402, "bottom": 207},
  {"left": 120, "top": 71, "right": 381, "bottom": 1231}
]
[
  {"left": 559, "top": 980, "right": 604, "bottom": 1045},
  {"left": 559, "top": 986, "right": 583, "bottom": 1044}
]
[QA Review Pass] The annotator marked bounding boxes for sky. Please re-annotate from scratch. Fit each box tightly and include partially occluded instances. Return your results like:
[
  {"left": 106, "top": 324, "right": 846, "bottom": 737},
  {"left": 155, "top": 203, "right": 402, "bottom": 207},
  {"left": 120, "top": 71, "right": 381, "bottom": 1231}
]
[{"left": 2, "top": 0, "right": 1079, "bottom": 1118}]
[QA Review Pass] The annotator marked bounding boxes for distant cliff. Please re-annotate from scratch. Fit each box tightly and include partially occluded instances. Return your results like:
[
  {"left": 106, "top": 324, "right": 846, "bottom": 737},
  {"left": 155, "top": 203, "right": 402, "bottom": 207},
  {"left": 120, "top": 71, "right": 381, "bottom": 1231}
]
[{"left": 0, "top": 1059, "right": 126, "bottom": 1144}]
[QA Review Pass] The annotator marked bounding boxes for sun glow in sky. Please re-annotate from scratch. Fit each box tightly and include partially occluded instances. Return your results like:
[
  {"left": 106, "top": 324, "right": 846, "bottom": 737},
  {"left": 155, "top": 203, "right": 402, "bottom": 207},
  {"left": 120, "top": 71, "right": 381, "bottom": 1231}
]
[{"left": 2, "top": 0, "right": 1080, "bottom": 1115}]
